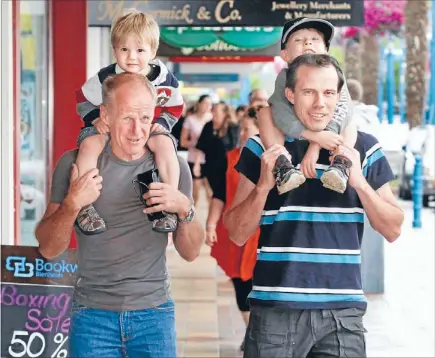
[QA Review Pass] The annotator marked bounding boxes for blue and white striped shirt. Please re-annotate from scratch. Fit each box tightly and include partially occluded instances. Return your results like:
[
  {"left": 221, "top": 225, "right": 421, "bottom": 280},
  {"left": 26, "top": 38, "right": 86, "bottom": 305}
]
[{"left": 235, "top": 132, "right": 394, "bottom": 310}]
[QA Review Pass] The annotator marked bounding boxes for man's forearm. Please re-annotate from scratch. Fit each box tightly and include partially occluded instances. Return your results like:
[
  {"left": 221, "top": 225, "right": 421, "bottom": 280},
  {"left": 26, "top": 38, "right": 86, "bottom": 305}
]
[
  {"left": 355, "top": 180, "right": 403, "bottom": 242},
  {"left": 224, "top": 186, "right": 269, "bottom": 246},
  {"left": 173, "top": 219, "right": 204, "bottom": 262},
  {"left": 35, "top": 200, "right": 79, "bottom": 259}
]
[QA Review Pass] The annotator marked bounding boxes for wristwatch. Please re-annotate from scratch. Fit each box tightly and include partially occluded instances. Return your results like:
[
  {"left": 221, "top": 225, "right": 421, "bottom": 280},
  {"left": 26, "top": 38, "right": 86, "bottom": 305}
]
[{"left": 177, "top": 204, "right": 195, "bottom": 224}]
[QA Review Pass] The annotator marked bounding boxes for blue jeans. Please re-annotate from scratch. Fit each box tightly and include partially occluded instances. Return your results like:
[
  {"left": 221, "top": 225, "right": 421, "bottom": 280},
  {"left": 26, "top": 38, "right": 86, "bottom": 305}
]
[{"left": 69, "top": 299, "right": 176, "bottom": 358}]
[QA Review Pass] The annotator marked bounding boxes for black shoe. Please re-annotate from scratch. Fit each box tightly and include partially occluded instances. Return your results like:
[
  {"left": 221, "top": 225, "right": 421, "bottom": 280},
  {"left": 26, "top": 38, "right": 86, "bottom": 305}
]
[
  {"left": 240, "top": 338, "right": 245, "bottom": 352},
  {"left": 76, "top": 204, "right": 106, "bottom": 235},
  {"left": 273, "top": 154, "right": 306, "bottom": 194},
  {"left": 320, "top": 154, "right": 353, "bottom": 193}
]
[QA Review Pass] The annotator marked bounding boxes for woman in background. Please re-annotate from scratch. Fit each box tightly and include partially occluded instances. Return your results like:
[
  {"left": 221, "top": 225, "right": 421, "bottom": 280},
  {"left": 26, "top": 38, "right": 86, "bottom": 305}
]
[
  {"left": 180, "top": 94, "right": 212, "bottom": 204},
  {"left": 205, "top": 105, "right": 263, "bottom": 351},
  {"left": 196, "top": 101, "right": 239, "bottom": 195}
]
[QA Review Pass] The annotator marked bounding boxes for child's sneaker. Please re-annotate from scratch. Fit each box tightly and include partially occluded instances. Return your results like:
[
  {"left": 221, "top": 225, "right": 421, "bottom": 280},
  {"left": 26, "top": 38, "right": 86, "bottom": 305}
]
[
  {"left": 76, "top": 204, "right": 106, "bottom": 235},
  {"left": 152, "top": 213, "right": 178, "bottom": 233},
  {"left": 320, "top": 154, "right": 352, "bottom": 193},
  {"left": 273, "top": 154, "right": 306, "bottom": 194}
]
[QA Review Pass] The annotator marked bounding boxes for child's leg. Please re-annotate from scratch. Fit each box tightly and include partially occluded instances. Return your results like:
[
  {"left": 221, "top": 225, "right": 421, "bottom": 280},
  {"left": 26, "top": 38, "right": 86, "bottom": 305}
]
[
  {"left": 259, "top": 108, "right": 305, "bottom": 194},
  {"left": 147, "top": 132, "right": 180, "bottom": 233},
  {"left": 147, "top": 133, "right": 180, "bottom": 189},
  {"left": 76, "top": 134, "right": 107, "bottom": 176},
  {"left": 320, "top": 122, "right": 357, "bottom": 193},
  {"left": 75, "top": 131, "right": 108, "bottom": 234}
]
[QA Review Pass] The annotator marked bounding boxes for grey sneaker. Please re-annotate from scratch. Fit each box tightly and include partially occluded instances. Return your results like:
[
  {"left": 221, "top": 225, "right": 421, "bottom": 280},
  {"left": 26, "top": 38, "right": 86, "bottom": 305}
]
[
  {"left": 320, "top": 154, "right": 353, "bottom": 193},
  {"left": 76, "top": 204, "right": 106, "bottom": 235},
  {"left": 273, "top": 154, "right": 306, "bottom": 194},
  {"left": 152, "top": 213, "right": 178, "bottom": 233}
]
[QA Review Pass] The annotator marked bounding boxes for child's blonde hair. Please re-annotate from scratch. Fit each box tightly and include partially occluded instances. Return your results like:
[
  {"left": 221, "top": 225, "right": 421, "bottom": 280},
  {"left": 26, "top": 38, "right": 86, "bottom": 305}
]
[{"left": 111, "top": 8, "right": 160, "bottom": 53}]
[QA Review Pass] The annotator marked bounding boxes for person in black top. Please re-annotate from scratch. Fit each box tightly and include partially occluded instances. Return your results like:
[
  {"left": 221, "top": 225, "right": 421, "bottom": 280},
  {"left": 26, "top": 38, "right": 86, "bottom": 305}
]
[{"left": 196, "top": 101, "right": 239, "bottom": 192}]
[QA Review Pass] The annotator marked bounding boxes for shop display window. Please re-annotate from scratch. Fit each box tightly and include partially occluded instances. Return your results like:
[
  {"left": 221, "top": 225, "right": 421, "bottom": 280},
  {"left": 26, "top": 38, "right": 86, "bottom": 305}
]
[{"left": 19, "top": 1, "right": 50, "bottom": 246}]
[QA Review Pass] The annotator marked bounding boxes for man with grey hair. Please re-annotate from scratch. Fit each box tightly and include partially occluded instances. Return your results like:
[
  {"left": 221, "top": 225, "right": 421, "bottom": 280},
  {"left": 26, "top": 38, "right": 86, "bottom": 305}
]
[{"left": 36, "top": 72, "right": 204, "bottom": 358}]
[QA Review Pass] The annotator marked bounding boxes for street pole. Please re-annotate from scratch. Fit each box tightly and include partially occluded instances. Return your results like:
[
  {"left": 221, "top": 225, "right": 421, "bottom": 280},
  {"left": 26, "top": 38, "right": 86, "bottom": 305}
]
[
  {"left": 412, "top": 155, "right": 423, "bottom": 228},
  {"left": 430, "top": 2, "right": 435, "bottom": 124}
]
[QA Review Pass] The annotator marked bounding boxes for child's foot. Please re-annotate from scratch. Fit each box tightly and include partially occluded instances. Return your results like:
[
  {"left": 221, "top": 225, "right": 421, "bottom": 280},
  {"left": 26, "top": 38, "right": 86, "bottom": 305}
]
[
  {"left": 320, "top": 154, "right": 353, "bottom": 193},
  {"left": 76, "top": 204, "right": 106, "bottom": 235},
  {"left": 152, "top": 213, "right": 178, "bottom": 233},
  {"left": 273, "top": 154, "right": 306, "bottom": 194}
]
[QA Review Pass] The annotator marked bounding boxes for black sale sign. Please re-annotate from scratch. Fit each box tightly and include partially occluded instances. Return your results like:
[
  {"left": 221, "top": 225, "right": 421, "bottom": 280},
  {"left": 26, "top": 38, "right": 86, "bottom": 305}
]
[{"left": 1, "top": 246, "right": 77, "bottom": 358}]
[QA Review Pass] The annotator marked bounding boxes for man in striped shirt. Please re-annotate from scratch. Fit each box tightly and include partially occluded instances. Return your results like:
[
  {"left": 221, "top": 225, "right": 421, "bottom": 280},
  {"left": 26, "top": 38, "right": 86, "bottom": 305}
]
[{"left": 224, "top": 54, "right": 404, "bottom": 358}]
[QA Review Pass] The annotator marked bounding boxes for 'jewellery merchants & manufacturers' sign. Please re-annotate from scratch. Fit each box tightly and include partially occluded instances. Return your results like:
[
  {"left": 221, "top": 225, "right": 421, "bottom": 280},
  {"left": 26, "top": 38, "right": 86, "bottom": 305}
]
[
  {"left": 1, "top": 245, "right": 77, "bottom": 358},
  {"left": 89, "top": 0, "right": 364, "bottom": 27}
]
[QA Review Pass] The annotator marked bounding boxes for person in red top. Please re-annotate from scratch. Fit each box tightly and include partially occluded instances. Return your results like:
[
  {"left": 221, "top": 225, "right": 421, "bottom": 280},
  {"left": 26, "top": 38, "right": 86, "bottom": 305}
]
[
  {"left": 74, "top": 9, "right": 184, "bottom": 235},
  {"left": 205, "top": 105, "right": 263, "bottom": 351}
]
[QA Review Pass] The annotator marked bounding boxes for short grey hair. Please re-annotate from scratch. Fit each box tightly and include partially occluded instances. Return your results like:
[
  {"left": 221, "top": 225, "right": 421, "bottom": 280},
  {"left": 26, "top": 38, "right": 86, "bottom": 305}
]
[
  {"left": 285, "top": 54, "right": 345, "bottom": 93},
  {"left": 347, "top": 78, "right": 363, "bottom": 102},
  {"left": 102, "top": 72, "right": 157, "bottom": 106}
]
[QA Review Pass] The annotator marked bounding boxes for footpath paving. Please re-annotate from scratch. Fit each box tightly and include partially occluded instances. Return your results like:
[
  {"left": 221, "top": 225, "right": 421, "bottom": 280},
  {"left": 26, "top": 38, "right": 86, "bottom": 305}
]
[{"left": 167, "top": 195, "right": 435, "bottom": 357}]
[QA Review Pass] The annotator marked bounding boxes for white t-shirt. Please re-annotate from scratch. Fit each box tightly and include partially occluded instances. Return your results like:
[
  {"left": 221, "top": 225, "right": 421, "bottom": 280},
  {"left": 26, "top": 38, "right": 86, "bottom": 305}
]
[{"left": 183, "top": 113, "right": 211, "bottom": 164}]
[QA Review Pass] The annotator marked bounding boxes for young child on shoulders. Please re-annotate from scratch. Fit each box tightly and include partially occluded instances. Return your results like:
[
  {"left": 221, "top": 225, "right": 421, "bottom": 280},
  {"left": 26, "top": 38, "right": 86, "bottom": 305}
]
[
  {"left": 75, "top": 9, "right": 184, "bottom": 234},
  {"left": 259, "top": 17, "right": 357, "bottom": 194}
]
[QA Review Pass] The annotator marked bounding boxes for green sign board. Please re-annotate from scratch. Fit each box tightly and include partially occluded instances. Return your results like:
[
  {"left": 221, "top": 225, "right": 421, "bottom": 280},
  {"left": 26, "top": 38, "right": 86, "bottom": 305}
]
[{"left": 160, "top": 27, "right": 282, "bottom": 49}]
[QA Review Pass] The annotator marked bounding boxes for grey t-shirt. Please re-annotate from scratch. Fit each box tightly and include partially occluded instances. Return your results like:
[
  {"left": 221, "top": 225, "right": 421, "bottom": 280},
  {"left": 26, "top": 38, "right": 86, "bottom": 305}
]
[{"left": 50, "top": 146, "right": 192, "bottom": 311}]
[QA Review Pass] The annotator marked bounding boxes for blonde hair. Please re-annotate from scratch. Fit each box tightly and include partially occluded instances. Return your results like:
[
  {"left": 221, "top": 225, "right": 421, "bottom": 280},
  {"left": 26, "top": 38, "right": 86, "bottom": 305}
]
[
  {"left": 102, "top": 72, "right": 157, "bottom": 106},
  {"left": 111, "top": 8, "right": 160, "bottom": 53}
]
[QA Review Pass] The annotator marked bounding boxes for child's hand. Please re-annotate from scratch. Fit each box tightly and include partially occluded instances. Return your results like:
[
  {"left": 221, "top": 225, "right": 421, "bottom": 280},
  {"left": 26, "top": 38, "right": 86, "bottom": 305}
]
[
  {"left": 92, "top": 117, "right": 110, "bottom": 135},
  {"left": 313, "top": 131, "right": 343, "bottom": 151},
  {"left": 151, "top": 123, "right": 167, "bottom": 133},
  {"left": 301, "top": 143, "right": 320, "bottom": 178}
]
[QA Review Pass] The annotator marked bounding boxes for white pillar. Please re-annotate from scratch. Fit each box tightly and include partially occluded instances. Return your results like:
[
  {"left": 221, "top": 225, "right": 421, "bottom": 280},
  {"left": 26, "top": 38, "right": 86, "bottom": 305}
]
[{"left": 0, "top": 0, "right": 16, "bottom": 245}]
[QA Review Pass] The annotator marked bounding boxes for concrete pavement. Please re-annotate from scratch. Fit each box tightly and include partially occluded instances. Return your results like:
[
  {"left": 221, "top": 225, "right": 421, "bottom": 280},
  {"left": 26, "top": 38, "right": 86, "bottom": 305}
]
[{"left": 168, "top": 192, "right": 435, "bottom": 357}]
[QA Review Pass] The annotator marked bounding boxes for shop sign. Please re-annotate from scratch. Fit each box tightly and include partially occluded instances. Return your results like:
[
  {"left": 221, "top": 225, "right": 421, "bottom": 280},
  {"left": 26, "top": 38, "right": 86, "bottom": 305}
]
[
  {"left": 160, "top": 27, "right": 282, "bottom": 49},
  {"left": 1, "top": 246, "right": 77, "bottom": 358},
  {"left": 157, "top": 40, "right": 280, "bottom": 57},
  {"left": 89, "top": 0, "right": 364, "bottom": 27}
]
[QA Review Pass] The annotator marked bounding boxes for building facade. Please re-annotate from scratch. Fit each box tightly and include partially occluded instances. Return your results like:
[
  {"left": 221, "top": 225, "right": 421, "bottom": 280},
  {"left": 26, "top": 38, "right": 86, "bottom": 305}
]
[{"left": 0, "top": 0, "right": 87, "bottom": 248}]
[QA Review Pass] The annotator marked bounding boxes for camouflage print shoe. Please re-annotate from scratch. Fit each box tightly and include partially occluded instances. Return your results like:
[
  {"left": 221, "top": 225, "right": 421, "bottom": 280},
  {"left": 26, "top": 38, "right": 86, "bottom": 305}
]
[
  {"left": 76, "top": 204, "right": 106, "bottom": 235},
  {"left": 320, "top": 154, "right": 353, "bottom": 193},
  {"left": 152, "top": 213, "right": 178, "bottom": 233},
  {"left": 273, "top": 154, "right": 306, "bottom": 195}
]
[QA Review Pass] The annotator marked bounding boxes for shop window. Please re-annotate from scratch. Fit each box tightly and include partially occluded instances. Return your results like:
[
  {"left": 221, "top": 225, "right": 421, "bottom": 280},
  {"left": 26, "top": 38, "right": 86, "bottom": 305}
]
[{"left": 19, "top": 1, "right": 50, "bottom": 246}]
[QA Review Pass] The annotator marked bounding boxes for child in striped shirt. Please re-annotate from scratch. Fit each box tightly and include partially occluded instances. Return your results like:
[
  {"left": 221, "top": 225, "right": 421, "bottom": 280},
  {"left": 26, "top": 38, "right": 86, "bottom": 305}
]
[{"left": 74, "top": 9, "right": 184, "bottom": 235}]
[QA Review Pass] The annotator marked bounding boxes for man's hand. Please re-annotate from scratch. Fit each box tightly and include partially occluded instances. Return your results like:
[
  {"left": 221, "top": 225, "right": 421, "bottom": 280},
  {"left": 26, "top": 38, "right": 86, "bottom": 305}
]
[
  {"left": 334, "top": 145, "right": 366, "bottom": 189},
  {"left": 311, "top": 131, "right": 344, "bottom": 151},
  {"left": 205, "top": 228, "right": 217, "bottom": 247},
  {"left": 143, "top": 182, "right": 191, "bottom": 217},
  {"left": 65, "top": 164, "right": 103, "bottom": 211},
  {"left": 92, "top": 117, "right": 110, "bottom": 135},
  {"left": 301, "top": 143, "right": 320, "bottom": 178},
  {"left": 257, "top": 144, "right": 289, "bottom": 191}
]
